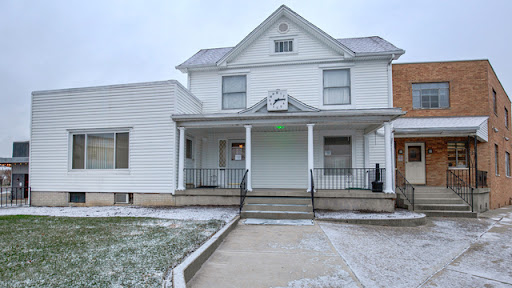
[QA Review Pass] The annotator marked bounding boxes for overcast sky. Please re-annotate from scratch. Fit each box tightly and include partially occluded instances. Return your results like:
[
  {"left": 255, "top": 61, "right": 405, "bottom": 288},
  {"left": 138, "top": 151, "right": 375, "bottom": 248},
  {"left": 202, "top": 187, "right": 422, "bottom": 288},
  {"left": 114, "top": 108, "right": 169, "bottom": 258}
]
[{"left": 1, "top": 0, "right": 511, "bottom": 156}]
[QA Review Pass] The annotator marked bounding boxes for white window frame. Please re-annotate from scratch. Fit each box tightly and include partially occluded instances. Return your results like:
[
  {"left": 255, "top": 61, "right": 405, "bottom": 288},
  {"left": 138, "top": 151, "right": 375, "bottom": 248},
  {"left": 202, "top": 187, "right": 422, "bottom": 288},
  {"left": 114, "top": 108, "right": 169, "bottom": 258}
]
[
  {"left": 269, "top": 35, "right": 298, "bottom": 56},
  {"left": 220, "top": 74, "right": 248, "bottom": 111},
  {"left": 319, "top": 130, "right": 358, "bottom": 169},
  {"left": 412, "top": 82, "right": 450, "bottom": 109},
  {"left": 68, "top": 128, "right": 130, "bottom": 172},
  {"left": 321, "top": 67, "right": 353, "bottom": 108}
]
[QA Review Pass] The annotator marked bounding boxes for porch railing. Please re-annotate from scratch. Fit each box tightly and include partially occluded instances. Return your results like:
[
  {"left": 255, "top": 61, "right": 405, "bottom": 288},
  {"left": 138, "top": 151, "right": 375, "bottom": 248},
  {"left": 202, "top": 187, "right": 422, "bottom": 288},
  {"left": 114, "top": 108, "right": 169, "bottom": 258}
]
[
  {"left": 448, "top": 169, "right": 488, "bottom": 188},
  {"left": 1, "top": 186, "right": 30, "bottom": 208},
  {"left": 312, "top": 168, "right": 385, "bottom": 190},
  {"left": 395, "top": 169, "right": 415, "bottom": 210},
  {"left": 239, "top": 169, "right": 249, "bottom": 213},
  {"left": 184, "top": 168, "right": 245, "bottom": 189},
  {"left": 446, "top": 170, "right": 473, "bottom": 212}
]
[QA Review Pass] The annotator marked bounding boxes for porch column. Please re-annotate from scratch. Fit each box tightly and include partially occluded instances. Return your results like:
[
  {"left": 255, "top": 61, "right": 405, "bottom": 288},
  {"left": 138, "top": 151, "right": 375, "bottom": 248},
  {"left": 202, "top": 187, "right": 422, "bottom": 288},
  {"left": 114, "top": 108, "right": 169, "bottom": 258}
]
[
  {"left": 384, "top": 122, "right": 394, "bottom": 193},
  {"left": 307, "top": 124, "right": 315, "bottom": 192},
  {"left": 245, "top": 125, "right": 252, "bottom": 191},
  {"left": 177, "top": 127, "right": 186, "bottom": 191}
]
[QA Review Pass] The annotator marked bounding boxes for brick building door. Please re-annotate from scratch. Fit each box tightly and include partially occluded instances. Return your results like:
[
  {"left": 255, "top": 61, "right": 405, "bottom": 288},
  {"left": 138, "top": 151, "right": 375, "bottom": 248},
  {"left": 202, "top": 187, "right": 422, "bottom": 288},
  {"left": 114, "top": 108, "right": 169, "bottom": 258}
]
[{"left": 405, "top": 143, "right": 426, "bottom": 184}]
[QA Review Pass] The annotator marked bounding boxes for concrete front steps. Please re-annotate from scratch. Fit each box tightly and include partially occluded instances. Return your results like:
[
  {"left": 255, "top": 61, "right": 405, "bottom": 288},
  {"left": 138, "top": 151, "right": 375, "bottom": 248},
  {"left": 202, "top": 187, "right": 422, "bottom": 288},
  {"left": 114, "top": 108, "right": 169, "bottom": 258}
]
[
  {"left": 241, "top": 192, "right": 314, "bottom": 220},
  {"left": 397, "top": 186, "right": 477, "bottom": 218}
]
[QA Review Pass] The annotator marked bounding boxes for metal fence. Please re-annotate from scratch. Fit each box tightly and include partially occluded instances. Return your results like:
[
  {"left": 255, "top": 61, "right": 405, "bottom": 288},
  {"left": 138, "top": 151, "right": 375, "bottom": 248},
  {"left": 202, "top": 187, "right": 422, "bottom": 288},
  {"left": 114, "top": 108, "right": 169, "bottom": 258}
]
[
  {"left": 184, "top": 168, "right": 246, "bottom": 189},
  {"left": 0, "top": 186, "right": 30, "bottom": 207},
  {"left": 312, "top": 168, "right": 386, "bottom": 190}
]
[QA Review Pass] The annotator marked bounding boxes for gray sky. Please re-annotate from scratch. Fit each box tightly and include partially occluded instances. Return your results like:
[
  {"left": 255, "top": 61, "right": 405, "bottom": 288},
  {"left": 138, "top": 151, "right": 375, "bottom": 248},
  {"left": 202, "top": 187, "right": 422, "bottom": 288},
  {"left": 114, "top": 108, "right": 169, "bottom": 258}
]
[{"left": 1, "top": 0, "right": 511, "bottom": 156}]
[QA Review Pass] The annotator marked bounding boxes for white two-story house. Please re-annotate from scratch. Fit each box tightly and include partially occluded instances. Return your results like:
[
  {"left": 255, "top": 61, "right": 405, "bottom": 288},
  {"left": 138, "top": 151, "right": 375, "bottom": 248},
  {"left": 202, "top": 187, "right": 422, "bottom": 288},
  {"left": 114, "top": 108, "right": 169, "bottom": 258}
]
[{"left": 29, "top": 6, "right": 404, "bottom": 215}]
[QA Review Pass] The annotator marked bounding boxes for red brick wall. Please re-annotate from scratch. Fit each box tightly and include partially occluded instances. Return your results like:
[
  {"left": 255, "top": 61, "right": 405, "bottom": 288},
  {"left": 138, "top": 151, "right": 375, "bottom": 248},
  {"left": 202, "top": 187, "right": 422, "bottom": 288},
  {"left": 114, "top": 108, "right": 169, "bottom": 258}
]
[{"left": 392, "top": 60, "right": 512, "bottom": 209}]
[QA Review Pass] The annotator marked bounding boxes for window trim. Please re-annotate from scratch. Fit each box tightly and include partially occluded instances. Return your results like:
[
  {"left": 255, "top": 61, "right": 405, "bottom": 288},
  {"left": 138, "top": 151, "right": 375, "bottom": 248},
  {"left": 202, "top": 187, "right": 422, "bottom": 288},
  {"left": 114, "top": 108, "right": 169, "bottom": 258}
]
[
  {"left": 447, "top": 141, "right": 468, "bottom": 168},
  {"left": 321, "top": 135, "right": 355, "bottom": 172},
  {"left": 495, "top": 144, "right": 500, "bottom": 176},
  {"left": 506, "top": 151, "right": 511, "bottom": 177},
  {"left": 186, "top": 138, "right": 194, "bottom": 160},
  {"left": 412, "top": 82, "right": 450, "bottom": 110},
  {"left": 505, "top": 107, "right": 509, "bottom": 129},
  {"left": 69, "top": 129, "right": 130, "bottom": 171},
  {"left": 493, "top": 89, "right": 498, "bottom": 116},
  {"left": 221, "top": 74, "right": 247, "bottom": 110},
  {"left": 322, "top": 68, "right": 352, "bottom": 106},
  {"left": 269, "top": 36, "right": 298, "bottom": 55}
]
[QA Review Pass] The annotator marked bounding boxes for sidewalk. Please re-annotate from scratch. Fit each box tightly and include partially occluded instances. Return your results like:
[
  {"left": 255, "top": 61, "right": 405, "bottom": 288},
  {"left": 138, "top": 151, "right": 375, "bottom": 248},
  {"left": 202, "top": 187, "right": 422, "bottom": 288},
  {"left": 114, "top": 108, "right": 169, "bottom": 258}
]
[{"left": 187, "top": 221, "right": 362, "bottom": 288}]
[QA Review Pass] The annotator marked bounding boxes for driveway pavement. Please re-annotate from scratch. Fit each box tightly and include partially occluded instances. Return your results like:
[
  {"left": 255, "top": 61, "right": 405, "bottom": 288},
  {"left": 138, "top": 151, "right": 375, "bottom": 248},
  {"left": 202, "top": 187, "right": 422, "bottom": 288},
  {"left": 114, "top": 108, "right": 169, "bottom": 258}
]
[{"left": 188, "top": 206, "right": 512, "bottom": 288}]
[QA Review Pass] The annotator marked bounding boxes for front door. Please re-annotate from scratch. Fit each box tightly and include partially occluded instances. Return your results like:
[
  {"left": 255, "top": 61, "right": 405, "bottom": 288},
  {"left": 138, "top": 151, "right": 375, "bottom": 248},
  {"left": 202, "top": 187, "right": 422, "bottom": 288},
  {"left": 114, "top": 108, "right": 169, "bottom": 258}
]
[
  {"left": 405, "top": 143, "right": 426, "bottom": 184},
  {"left": 221, "top": 140, "right": 245, "bottom": 188}
]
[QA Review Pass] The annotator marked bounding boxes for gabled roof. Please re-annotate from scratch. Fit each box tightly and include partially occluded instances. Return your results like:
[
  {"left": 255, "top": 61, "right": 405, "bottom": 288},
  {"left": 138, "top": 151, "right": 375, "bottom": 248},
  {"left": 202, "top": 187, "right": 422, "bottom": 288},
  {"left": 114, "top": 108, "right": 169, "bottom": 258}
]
[{"left": 176, "top": 5, "right": 404, "bottom": 71}]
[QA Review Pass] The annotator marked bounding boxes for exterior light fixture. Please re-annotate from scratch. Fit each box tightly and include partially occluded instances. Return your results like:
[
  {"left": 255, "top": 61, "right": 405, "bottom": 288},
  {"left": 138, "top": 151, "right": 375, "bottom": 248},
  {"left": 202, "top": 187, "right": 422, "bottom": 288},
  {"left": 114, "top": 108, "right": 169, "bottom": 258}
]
[{"left": 276, "top": 126, "right": 285, "bottom": 130}]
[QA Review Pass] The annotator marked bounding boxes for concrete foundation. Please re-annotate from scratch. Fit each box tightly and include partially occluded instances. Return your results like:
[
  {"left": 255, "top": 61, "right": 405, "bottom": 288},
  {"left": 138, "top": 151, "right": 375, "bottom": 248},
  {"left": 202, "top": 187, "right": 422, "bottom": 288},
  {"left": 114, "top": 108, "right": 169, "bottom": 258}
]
[{"left": 473, "top": 188, "right": 490, "bottom": 213}]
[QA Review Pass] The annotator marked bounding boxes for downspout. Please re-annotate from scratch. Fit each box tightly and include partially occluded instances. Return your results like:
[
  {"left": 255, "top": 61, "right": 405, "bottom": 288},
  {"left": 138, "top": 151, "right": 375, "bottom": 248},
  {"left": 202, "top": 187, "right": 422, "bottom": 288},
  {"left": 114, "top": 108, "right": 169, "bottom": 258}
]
[{"left": 387, "top": 54, "right": 395, "bottom": 108}]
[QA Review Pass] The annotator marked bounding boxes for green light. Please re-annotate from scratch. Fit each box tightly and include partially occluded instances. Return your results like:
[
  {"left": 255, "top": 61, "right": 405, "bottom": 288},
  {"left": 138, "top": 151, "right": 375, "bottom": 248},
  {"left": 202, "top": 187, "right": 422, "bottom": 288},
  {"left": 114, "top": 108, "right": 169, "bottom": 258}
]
[{"left": 276, "top": 126, "right": 285, "bottom": 130}]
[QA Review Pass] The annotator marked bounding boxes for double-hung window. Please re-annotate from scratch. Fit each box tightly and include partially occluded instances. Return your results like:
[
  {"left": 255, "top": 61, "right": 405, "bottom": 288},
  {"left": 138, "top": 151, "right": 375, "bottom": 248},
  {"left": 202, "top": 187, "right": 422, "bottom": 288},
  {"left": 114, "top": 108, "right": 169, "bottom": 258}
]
[
  {"left": 323, "top": 69, "right": 350, "bottom": 105},
  {"left": 412, "top": 82, "right": 449, "bottom": 109},
  {"left": 222, "top": 75, "right": 246, "bottom": 110},
  {"left": 72, "top": 132, "right": 129, "bottom": 169},
  {"left": 495, "top": 144, "right": 500, "bottom": 176},
  {"left": 506, "top": 152, "right": 511, "bottom": 177},
  {"left": 324, "top": 136, "right": 351, "bottom": 175},
  {"left": 505, "top": 107, "right": 509, "bottom": 129}
]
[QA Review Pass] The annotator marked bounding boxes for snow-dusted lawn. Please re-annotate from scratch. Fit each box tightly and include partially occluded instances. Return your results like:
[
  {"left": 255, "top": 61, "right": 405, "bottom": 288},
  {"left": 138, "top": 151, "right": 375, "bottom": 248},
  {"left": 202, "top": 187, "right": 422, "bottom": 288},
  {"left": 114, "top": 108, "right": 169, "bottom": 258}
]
[{"left": 0, "top": 206, "right": 237, "bottom": 288}]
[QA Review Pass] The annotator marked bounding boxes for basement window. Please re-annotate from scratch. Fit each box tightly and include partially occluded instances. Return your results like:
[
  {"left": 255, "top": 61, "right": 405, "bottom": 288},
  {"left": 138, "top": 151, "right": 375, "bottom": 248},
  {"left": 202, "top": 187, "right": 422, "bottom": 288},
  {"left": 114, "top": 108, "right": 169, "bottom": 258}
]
[
  {"left": 69, "top": 192, "right": 85, "bottom": 203},
  {"left": 115, "top": 193, "right": 133, "bottom": 204}
]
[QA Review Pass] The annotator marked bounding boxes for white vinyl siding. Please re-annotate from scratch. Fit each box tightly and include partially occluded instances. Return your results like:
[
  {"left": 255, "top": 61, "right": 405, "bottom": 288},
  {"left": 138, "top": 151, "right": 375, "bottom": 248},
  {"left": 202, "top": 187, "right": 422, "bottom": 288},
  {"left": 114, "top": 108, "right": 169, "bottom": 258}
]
[
  {"left": 30, "top": 81, "right": 199, "bottom": 194},
  {"left": 231, "top": 16, "right": 342, "bottom": 65},
  {"left": 189, "top": 60, "right": 390, "bottom": 113}
]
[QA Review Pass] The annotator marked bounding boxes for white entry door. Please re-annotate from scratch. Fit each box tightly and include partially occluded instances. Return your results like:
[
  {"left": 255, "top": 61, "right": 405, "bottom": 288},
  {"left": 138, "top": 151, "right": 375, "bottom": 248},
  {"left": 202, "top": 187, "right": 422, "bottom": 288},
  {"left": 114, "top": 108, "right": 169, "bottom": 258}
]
[{"left": 405, "top": 143, "right": 426, "bottom": 184}]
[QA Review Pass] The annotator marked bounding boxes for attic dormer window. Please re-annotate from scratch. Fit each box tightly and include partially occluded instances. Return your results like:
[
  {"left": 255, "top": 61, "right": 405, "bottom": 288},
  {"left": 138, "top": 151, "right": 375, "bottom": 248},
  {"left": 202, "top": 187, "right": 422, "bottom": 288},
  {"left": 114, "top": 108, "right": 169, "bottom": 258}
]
[{"left": 274, "top": 40, "right": 293, "bottom": 53}]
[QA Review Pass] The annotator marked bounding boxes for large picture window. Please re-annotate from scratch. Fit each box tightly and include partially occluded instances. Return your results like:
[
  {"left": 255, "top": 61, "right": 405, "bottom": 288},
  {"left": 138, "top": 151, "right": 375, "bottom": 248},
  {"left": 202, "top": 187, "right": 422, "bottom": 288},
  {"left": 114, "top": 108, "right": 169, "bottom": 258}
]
[
  {"left": 222, "top": 75, "right": 246, "bottom": 110},
  {"left": 324, "top": 136, "right": 351, "bottom": 175},
  {"left": 323, "top": 69, "right": 350, "bottom": 105},
  {"left": 72, "top": 132, "right": 129, "bottom": 169},
  {"left": 412, "top": 82, "right": 449, "bottom": 109}
]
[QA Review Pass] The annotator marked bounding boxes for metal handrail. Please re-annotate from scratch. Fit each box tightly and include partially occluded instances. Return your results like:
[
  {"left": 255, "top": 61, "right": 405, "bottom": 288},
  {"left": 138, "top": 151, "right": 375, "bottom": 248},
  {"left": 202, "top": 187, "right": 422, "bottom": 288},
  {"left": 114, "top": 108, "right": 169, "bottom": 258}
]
[
  {"left": 309, "top": 169, "right": 315, "bottom": 217},
  {"left": 239, "top": 169, "right": 249, "bottom": 214},
  {"left": 446, "top": 169, "right": 473, "bottom": 212},
  {"left": 0, "top": 186, "right": 30, "bottom": 208},
  {"left": 395, "top": 170, "right": 415, "bottom": 210},
  {"left": 312, "top": 168, "right": 385, "bottom": 190}
]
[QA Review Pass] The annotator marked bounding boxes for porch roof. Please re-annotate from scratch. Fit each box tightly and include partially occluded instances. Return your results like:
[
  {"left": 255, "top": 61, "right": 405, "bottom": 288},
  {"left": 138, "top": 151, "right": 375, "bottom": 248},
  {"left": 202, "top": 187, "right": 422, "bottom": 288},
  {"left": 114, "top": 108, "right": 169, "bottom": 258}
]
[
  {"left": 0, "top": 157, "right": 29, "bottom": 165},
  {"left": 393, "top": 116, "right": 489, "bottom": 142},
  {"left": 172, "top": 108, "right": 404, "bottom": 131}
]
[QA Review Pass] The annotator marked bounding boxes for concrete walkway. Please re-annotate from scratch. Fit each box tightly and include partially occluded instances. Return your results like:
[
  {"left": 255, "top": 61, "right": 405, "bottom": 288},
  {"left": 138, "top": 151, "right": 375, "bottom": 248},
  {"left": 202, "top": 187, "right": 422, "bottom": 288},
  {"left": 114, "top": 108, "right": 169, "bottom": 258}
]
[
  {"left": 188, "top": 206, "right": 512, "bottom": 287},
  {"left": 187, "top": 221, "right": 362, "bottom": 288}
]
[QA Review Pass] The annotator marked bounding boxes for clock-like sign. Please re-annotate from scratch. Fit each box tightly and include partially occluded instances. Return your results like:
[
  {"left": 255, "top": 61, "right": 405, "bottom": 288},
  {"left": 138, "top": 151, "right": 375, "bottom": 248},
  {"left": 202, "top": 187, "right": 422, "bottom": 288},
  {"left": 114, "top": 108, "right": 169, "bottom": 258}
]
[{"left": 267, "top": 90, "right": 288, "bottom": 111}]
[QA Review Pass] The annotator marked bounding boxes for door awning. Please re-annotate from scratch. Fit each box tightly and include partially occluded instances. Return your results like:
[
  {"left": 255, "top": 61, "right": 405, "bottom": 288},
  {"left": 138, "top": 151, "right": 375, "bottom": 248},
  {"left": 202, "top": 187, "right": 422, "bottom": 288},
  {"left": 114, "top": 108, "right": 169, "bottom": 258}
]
[{"left": 393, "top": 116, "right": 489, "bottom": 142}]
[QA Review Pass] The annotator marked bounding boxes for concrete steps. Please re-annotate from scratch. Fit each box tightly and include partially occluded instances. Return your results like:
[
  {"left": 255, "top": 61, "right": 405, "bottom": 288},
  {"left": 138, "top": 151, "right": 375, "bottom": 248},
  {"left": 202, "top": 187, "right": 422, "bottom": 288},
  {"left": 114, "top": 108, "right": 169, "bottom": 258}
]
[
  {"left": 396, "top": 186, "right": 475, "bottom": 218},
  {"left": 241, "top": 194, "right": 314, "bottom": 220}
]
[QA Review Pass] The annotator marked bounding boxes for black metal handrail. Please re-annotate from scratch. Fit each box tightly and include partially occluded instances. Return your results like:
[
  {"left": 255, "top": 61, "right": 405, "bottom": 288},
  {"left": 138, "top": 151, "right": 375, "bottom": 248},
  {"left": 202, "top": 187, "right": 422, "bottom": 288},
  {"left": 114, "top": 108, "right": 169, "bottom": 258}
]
[
  {"left": 1, "top": 186, "right": 30, "bottom": 208},
  {"left": 312, "top": 168, "right": 385, "bottom": 190},
  {"left": 446, "top": 170, "right": 473, "bottom": 212},
  {"left": 184, "top": 168, "right": 245, "bottom": 189},
  {"left": 309, "top": 169, "right": 315, "bottom": 217},
  {"left": 395, "top": 169, "right": 415, "bottom": 210},
  {"left": 448, "top": 168, "right": 488, "bottom": 188},
  {"left": 239, "top": 170, "right": 249, "bottom": 213}
]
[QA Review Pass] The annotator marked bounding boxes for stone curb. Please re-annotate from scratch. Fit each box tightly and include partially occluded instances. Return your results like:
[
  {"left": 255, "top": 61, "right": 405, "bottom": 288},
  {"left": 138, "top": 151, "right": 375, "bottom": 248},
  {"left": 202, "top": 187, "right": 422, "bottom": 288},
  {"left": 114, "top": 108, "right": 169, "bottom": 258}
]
[
  {"left": 316, "top": 215, "right": 427, "bottom": 227},
  {"left": 170, "top": 215, "right": 240, "bottom": 288}
]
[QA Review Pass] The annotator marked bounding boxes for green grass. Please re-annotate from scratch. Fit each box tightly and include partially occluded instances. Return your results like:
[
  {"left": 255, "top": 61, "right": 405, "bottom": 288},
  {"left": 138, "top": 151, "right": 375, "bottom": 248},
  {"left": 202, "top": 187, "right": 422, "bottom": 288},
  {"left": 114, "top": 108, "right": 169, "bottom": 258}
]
[{"left": 0, "top": 215, "right": 224, "bottom": 287}]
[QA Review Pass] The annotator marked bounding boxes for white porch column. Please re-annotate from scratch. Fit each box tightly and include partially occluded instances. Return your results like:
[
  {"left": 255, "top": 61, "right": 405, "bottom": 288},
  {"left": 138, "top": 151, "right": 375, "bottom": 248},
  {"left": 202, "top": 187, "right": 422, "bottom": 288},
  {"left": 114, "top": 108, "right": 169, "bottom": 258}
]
[
  {"left": 177, "top": 127, "right": 186, "bottom": 191},
  {"left": 245, "top": 125, "right": 253, "bottom": 191},
  {"left": 307, "top": 124, "right": 315, "bottom": 192},
  {"left": 384, "top": 122, "right": 394, "bottom": 193}
]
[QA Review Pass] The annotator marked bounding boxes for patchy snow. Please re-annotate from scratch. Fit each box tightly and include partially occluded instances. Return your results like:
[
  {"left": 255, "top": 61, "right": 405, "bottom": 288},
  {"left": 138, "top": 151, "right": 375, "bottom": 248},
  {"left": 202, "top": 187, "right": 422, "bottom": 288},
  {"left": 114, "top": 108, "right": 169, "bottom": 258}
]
[
  {"left": 272, "top": 267, "right": 359, "bottom": 288},
  {"left": 319, "top": 217, "right": 496, "bottom": 288},
  {"left": 0, "top": 206, "right": 238, "bottom": 222},
  {"left": 316, "top": 208, "right": 425, "bottom": 220}
]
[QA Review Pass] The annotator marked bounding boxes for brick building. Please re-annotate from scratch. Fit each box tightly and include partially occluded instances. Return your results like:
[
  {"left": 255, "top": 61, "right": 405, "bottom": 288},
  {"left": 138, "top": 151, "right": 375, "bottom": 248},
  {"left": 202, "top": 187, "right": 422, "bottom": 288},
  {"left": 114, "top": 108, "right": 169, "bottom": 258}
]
[{"left": 393, "top": 60, "right": 511, "bottom": 210}]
